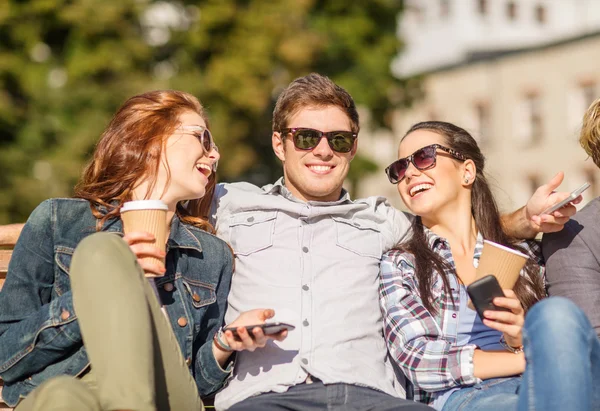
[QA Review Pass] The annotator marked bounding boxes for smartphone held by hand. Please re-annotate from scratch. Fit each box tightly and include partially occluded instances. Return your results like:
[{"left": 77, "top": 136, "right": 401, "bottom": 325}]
[
  {"left": 542, "top": 182, "right": 589, "bottom": 215},
  {"left": 224, "top": 322, "right": 295, "bottom": 339},
  {"left": 467, "top": 275, "right": 510, "bottom": 320}
]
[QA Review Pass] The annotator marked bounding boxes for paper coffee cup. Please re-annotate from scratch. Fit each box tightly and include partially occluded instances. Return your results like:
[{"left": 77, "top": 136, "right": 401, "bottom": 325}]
[
  {"left": 120, "top": 200, "right": 168, "bottom": 277},
  {"left": 475, "top": 240, "right": 528, "bottom": 289}
]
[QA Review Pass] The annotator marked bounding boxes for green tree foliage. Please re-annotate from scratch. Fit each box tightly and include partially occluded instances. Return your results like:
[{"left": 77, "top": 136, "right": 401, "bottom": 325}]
[{"left": 0, "top": 0, "right": 407, "bottom": 223}]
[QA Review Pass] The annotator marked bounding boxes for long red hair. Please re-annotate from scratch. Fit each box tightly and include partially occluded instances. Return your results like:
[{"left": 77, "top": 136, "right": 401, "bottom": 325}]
[{"left": 74, "top": 90, "right": 215, "bottom": 232}]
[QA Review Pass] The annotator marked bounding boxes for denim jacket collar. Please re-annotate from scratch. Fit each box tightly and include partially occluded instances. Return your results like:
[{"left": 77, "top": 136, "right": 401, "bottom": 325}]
[{"left": 95, "top": 210, "right": 203, "bottom": 253}]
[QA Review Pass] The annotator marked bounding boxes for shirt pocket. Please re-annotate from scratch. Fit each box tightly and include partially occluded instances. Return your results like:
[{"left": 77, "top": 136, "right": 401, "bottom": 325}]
[
  {"left": 228, "top": 211, "right": 277, "bottom": 256},
  {"left": 332, "top": 217, "right": 382, "bottom": 259}
]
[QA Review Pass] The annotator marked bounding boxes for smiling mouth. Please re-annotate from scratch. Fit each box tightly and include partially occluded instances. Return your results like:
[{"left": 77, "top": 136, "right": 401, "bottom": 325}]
[
  {"left": 195, "top": 163, "right": 211, "bottom": 177},
  {"left": 409, "top": 183, "right": 433, "bottom": 197},
  {"left": 307, "top": 165, "right": 334, "bottom": 173}
]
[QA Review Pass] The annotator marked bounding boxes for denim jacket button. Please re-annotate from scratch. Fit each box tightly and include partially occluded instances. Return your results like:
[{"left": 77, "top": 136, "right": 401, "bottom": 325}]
[
  {"left": 186, "top": 357, "right": 192, "bottom": 366},
  {"left": 177, "top": 317, "right": 188, "bottom": 327},
  {"left": 163, "top": 283, "right": 174, "bottom": 292},
  {"left": 60, "top": 310, "right": 70, "bottom": 320},
  {"left": 192, "top": 293, "right": 201, "bottom": 303}
]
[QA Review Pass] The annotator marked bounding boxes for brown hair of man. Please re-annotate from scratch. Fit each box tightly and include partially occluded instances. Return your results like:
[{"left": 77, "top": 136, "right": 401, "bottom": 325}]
[
  {"left": 272, "top": 73, "right": 360, "bottom": 133},
  {"left": 580, "top": 97, "right": 600, "bottom": 168}
]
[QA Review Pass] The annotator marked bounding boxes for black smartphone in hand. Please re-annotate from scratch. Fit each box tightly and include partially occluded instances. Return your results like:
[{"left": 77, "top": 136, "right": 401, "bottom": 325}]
[
  {"left": 467, "top": 275, "right": 510, "bottom": 320},
  {"left": 223, "top": 322, "right": 295, "bottom": 339}
]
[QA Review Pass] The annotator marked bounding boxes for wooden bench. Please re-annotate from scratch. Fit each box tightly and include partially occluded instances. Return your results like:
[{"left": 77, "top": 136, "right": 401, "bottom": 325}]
[{"left": 0, "top": 224, "right": 23, "bottom": 410}]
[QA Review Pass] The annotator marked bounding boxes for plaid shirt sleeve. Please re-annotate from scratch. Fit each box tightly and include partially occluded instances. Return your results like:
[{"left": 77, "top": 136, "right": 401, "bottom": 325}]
[{"left": 379, "top": 250, "right": 481, "bottom": 393}]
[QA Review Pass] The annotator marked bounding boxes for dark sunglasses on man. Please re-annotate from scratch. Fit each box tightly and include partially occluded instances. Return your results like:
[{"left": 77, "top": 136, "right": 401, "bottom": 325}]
[
  {"left": 385, "top": 143, "right": 466, "bottom": 184},
  {"left": 279, "top": 128, "right": 357, "bottom": 154}
]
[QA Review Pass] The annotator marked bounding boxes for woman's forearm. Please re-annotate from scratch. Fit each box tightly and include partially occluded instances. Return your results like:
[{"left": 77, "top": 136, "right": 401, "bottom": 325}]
[{"left": 473, "top": 349, "right": 525, "bottom": 380}]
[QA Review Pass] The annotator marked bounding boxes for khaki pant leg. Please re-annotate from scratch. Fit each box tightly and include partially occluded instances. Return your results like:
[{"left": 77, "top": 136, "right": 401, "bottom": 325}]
[
  {"left": 70, "top": 232, "right": 203, "bottom": 411},
  {"left": 15, "top": 375, "right": 101, "bottom": 411}
]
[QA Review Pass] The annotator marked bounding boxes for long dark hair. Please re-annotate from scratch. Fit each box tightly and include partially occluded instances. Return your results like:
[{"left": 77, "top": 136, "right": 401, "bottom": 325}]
[
  {"left": 74, "top": 90, "right": 215, "bottom": 232},
  {"left": 395, "top": 121, "right": 545, "bottom": 314}
]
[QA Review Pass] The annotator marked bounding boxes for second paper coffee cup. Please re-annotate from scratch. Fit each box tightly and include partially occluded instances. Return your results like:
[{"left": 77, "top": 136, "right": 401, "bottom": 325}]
[
  {"left": 475, "top": 240, "right": 528, "bottom": 289},
  {"left": 120, "top": 200, "right": 168, "bottom": 277}
]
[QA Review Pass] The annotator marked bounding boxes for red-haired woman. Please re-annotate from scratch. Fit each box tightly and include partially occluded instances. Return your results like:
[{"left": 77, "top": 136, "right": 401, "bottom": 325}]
[{"left": 0, "top": 90, "right": 286, "bottom": 411}]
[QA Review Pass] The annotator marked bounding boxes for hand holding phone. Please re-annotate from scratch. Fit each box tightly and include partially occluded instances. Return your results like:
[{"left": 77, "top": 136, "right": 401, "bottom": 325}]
[
  {"left": 541, "top": 182, "right": 589, "bottom": 215},
  {"left": 223, "top": 322, "right": 295, "bottom": 340},
  {"left": 467, "top": 275, "right": 510, "bottom": 320}
]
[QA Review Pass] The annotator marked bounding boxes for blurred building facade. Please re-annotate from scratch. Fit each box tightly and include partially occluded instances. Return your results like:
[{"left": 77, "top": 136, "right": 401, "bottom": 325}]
[{"left": 358, "top": 0, "right": 600, "bottom": 212}]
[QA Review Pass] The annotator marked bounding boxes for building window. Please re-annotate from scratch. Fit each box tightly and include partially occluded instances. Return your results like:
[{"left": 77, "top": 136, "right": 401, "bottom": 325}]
[
  {"left": 477, "top": 0, "right": 488, "bottom": 15},
  {"left": 535, "top": 4, "right": 546, "bottom": 24},
  {"left": 507, "top": 1, "right": 517, "bottom": 20},
  {"left": 568, "top": 81, "right": 597, "bottom": 129},
  {"left": 440, "top": 0, "right": 450, "bottom": 18},
  {"left": 474, "top": 102, "right": 491, "bottom": 144},
  {"left": 514, "top": 92, "right": 543, "bottom": 144}
]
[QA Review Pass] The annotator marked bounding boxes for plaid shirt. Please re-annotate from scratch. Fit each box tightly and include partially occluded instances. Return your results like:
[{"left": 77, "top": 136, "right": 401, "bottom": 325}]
[{"left": 378, "top": 229, "right": 544, "bottom": 405}]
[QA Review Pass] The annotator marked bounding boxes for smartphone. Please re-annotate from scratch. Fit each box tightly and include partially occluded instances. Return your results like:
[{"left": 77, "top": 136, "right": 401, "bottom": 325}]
[
  {"left": 541, "top": 182, "right": 590, "bottom": 215},
  {"left": 466, "top": 275, "right": 510, "bottom": 320},
  {"left": 223, "top": 322, "right": 295, "bottom": 339}
]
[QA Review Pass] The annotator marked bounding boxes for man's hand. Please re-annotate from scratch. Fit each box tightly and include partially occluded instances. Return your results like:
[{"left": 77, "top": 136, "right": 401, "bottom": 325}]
[
  {"left": 525, "top": 172, "right": 581, "bottom": 234},
  {"left": 223, "top": 309, "right": 288, "bottom": 352}
]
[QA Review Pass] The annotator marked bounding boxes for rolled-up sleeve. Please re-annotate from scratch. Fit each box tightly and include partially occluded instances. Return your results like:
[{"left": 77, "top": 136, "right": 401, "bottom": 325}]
[{"left": 379, "top": 252, "right": 480, "bottom": 393}]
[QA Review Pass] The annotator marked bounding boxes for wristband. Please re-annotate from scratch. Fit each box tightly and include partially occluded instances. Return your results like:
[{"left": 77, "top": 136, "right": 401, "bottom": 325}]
[
  {"left": 500, "top": 337, "right": 524, "bottom": 354},
  {"left": 213, "top": 327, "right": 233, "bottom": 352}
]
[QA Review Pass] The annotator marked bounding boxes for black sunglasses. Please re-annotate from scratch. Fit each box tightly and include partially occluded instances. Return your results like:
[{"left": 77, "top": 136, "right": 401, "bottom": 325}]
[
  {"left": 385, "top": 143, "right": 466, "bottom": 184},
  {"left": 280, "top": 128, "right": 357, "bottom": 153}
]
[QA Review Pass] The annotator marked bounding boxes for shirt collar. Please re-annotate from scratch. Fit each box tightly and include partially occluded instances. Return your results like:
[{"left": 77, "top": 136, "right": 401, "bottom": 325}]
[
  {"left": 423, "top": 226, "right": 485, "bottom": 258},
  {"left": 264, "top": 177, "right": 351, "bottom": 205}
]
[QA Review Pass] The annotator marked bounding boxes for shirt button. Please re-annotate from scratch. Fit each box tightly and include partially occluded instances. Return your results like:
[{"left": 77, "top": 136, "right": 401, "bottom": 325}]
[
  {"left": 163, "top": 283, "right": 174, "bottom": 292},
  {"left": 302, "top": 247, "right": 309, "bottom": 253},
  {"left": 302, "top": 284, "right": 309, "bottom": 291},
  {"left": 192, "top": 293, "right": 201, "bottom": 303},
  {"left": 303, "top": 319, "right": 309, "bottom": 326},
  {"left": 452, "top": 313, "right": 457, "bottom": 319},
  {"left": 60, "top": 310, "right": 70, "bottom": 320},
  {"left": 178, "top": 317, "right": 188, "bottom": 327},
  {"left": 301, "top": 358, "right": 308, "bottom": 365},
  {"left": 354, "top": 222, "right": 361, "bottom": 227},
  {"left": 247, "top": 216, "right": 255, "bottom": 222}
]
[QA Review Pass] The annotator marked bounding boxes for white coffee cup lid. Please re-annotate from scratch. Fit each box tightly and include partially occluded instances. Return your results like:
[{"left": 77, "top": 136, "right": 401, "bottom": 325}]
[
  {"left": 121, "top": 200, "right": 168, "bottom": 212},
  {"left": 483, "top": 240, "right": 529, "bottom": 259}
]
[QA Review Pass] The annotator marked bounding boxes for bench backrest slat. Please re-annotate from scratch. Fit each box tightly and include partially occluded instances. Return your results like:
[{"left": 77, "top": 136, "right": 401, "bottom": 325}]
[{"left": 0, "top": 224, "right": 22, "bottom": 410}]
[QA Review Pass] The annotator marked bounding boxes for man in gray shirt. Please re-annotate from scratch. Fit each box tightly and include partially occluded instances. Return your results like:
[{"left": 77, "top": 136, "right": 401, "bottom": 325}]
[{"left": 212, "top": 74, "right": 576, "bottom": 410}]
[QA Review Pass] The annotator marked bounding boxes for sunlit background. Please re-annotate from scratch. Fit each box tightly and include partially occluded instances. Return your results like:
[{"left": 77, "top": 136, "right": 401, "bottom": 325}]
[{"left": 1, "top": 0, "right": 599, "bottom": 223}]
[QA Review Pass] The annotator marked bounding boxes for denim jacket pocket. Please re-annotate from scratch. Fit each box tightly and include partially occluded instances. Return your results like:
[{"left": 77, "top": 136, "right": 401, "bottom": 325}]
[
  {"left": 332, "top": 217, "right": 382, "bottom": 259},
  {"left": 181, "top": 279, "right": 217, "bottom": 309},
  {"left": 54, "top": 246, "right": 74, "bottom": 296},
  {"left": 228, "top": 211, "right": 277, "bottom": 256}
]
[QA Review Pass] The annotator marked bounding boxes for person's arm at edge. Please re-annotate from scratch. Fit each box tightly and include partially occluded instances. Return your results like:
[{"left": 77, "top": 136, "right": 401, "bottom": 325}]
[{"left": 502, "top": 172, "right": 579, "bottom": 239}]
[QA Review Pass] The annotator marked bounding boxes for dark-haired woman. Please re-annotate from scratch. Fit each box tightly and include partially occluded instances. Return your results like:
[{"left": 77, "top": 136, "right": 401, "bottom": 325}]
[
  {"left": 0, "top": 90, "right": 286, "bottom": 411},
  {"left": 379, "top": 121, "right": 600, "bottom": 411}
]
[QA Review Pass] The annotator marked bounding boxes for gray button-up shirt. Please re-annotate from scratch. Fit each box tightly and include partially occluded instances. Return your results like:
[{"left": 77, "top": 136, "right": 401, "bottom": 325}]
[{"left": 212, "top": 179, "right": 413, "bottom": 409}]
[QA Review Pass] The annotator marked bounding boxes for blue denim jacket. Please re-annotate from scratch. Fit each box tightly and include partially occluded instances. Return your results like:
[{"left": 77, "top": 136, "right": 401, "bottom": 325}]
[{"left": 0, "top": 198, "right": 233, "bottom": 407}]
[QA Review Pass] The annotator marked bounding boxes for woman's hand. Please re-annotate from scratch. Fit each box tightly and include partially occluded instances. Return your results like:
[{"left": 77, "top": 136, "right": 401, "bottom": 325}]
[
  {"left": 482, "top": 289, "right": 524, "bottom": 349},
  {"left": 122, "top": 231, "right": 166, "bottom": 276},
  {"left": 222, "top": 309, "right": 288, "bottom": 352}
]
